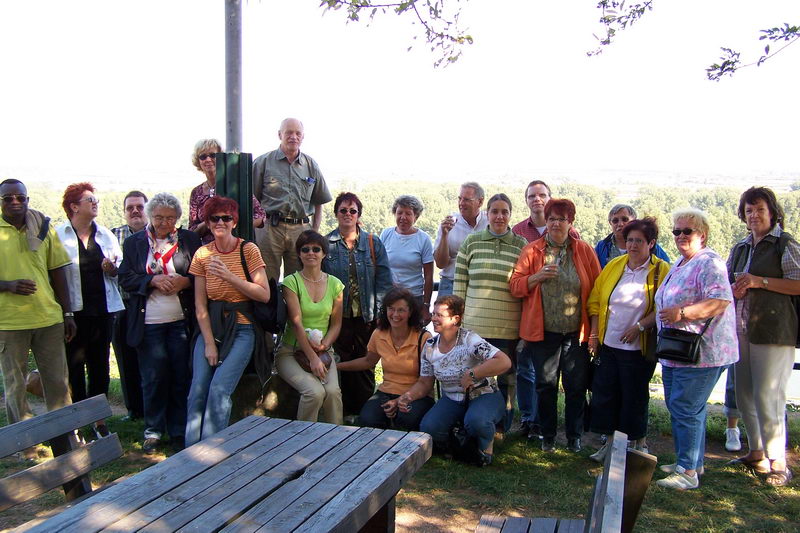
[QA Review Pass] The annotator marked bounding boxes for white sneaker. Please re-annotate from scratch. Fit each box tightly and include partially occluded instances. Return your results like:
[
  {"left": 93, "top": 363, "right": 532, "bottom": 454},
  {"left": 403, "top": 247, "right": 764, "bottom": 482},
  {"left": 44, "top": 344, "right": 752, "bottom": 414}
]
[
  {"left": 725, "top": 427, "right": 742, "bottom": 452},
  {"left": 656, "top": 465, "right": 699, "bottom": 490},
  {"left": 660, "top": 463, "right": 704, "bottom": 476},
  {"left": 590, "top": 443, "right": 608, "bottom": 463}
]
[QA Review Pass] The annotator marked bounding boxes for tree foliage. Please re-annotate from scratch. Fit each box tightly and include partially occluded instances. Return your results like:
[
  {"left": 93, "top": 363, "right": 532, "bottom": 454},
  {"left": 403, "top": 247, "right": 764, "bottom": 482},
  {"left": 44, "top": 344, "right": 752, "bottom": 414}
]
[
  {"left": 588, "top": 1, "right": 799, "bottom": 81},
  {"left": 319, "top": 0, "right": 473, "bottom": 66}
]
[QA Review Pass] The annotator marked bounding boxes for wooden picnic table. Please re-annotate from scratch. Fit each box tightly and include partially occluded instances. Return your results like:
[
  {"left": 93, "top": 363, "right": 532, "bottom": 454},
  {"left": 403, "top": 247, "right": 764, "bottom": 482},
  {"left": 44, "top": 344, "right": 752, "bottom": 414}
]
[{"left": 17, "top": 416, "right": 431, "bottom": 533}]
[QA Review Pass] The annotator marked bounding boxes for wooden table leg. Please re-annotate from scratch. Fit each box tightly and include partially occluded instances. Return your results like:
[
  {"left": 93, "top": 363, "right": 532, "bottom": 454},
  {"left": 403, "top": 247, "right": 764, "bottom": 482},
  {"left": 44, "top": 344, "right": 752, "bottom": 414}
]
[{"left": 360, "top": 495, "right": 396, "bottom": 533}]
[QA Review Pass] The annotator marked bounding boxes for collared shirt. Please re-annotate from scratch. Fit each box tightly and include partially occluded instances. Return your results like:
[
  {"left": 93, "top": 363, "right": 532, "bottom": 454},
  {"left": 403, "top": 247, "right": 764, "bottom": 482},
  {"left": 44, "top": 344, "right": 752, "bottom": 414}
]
[
  {"left": 368, "top": 328, "right": 429, "bottom": 395},
  {"left": 729, "top": 225, "right": 800, "bottom": 333},
  {"left": 433, "top": 211, "right": 489, "bottom": 280},
  {"left": 0, "top": 217, "right": 71, "bottom": 330},
  {"left": 252, "top": 148, "right": 332, "bottom": 218},
  {"left": 604, "top": 260, "right": 649, "bottom": 351},
  {"left": 111, "top": 224, "right": 137, "bottom": 299},
  {"left": 512, "top": 217, "right": 582, "bottom": 243}
]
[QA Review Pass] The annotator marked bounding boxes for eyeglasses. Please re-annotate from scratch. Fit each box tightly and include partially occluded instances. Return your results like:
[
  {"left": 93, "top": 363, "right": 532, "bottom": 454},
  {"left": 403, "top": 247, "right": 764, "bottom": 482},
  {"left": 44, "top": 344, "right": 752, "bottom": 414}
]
[
  {"left": 300, "top": 246, "right": 323, "bottom": 253},
  {"left": 611, "top": 217, "right": 630, "bottom": 224},
  {"left": 125, "top": 205, "right": 144, "bottom": 212},
  {"left": 672, "top": 228, "right": 695, "bottom": 236},
  {"left": 209, "top": 215, "right": 234, "bottom": 223},
  {"left": 626, "top": 237, "right": 646, "bottom": 245},
  {"left": 153, "top": 215, "right": 177, "bottom": 224},
  {"left": 546, "top": 217, "right": 567, "bottom": 224},
  {"left": 78, "top": 197, "right": 100, "bottom": 205},
  {"left": 338, "top": 208, "right": 358, "bottom": 215},
  {"left": 198, "top": 153, "right": 217, "bottom": 161},
  {"left": 457, "top": 196, "right": 478, "bottom": 203},
  {"left": 1, "top": 194, "right": 27, "bottom": 203}
]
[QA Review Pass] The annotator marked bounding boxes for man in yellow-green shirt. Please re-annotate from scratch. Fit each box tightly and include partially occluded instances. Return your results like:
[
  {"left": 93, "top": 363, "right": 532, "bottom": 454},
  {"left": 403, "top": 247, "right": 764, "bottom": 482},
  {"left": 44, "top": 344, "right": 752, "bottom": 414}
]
[{"left": 0, "top": 179, "right": 74, "bottom": 424}]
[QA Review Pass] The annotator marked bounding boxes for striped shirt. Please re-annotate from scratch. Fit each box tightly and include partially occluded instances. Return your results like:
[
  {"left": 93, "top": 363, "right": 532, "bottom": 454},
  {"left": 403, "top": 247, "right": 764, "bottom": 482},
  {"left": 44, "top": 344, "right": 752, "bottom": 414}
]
[
  {"left": 453, "top": 229, "right": 527, "bottom": 340},
  {"left": 189, "top": 239, "right": 266, "bottom": 324}
]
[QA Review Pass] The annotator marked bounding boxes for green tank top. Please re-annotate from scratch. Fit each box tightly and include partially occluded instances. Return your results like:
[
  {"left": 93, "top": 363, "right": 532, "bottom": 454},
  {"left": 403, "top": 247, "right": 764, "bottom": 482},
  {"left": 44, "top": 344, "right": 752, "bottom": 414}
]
[{"left": 281, "top": 272, "right": 344, "bottom": 347}]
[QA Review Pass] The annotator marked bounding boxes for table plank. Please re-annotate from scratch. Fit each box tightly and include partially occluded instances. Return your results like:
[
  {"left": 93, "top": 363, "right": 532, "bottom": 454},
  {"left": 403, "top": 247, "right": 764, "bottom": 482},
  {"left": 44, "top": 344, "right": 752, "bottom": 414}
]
[
  {"left": 26, "top": 416, "right": 275, "bottom": 533},
  {"left": 290, "top": 431, "right": 431, "bottom": 533},
  {"left": 529, "top": 517, "right": 557, "bottom": 533},
  {"left": 476, "top": 515, "right": 506, "bottom": 533},
  {"left": 175, "top": 424, "right": 359, "bottom": 532},
  {"left": 502, "top": 516, "right": 531, "bottom": 533},
  {"left": 557, "top": 519, "right": 586, "bottom": 533},
  {"left": 222, "top": 427, "right": 397, "bottom": 532},
  {"left": 104, "top": 419, "right": 316, "bottom": 531}
]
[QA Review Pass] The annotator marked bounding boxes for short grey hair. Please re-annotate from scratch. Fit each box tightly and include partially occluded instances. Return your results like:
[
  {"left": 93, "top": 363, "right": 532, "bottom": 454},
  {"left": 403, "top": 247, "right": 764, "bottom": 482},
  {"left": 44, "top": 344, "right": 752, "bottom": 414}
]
[
  {"left": 672, "top": 207, "right": 710, "bottom": 241},
  {"left": 460, "top": 181, "right": 485, "bottom": 200},
  {"left": 608, "top": 204, "right": 636, "bottom": 220},
  {"left": 145, "top": 192, "right": 183, "bottom": 220},
  {"left": 392, "top": 195, "right": 424, "bottom": 217}
]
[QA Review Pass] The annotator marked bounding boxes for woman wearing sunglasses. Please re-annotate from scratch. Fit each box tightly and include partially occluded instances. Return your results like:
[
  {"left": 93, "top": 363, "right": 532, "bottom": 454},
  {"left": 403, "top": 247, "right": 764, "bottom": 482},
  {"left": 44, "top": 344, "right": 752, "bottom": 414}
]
[
  {"left": 726, "top": 187, "right": 800, "bottom": 487},
  {"left": 653, "top": 208, "right": 737, "bottom": 490},
  {"left": 118, "top": 193, "right": 201, "bottom": 453},
  {"left": 323, "top": 192, "right": 393, "bottom": 420},
  {"left": 187, "top": 139, "right": 266, "bottom": 244},
  {"left": 56, "top": 182, "right": 124, "bottom": 438},
  {"left": 277, "top": 230, "right": 344, "bottom": 423},
  {"left": 185, "top": 197, "right": 270, "bottom": 446}
]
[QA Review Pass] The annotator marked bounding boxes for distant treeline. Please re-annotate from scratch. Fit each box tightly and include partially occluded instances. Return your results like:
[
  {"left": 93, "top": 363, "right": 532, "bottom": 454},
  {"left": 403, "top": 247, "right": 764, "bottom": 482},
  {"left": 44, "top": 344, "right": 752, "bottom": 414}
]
[{"left": 26, "top": 180, "right": 800, "bottom": 265}]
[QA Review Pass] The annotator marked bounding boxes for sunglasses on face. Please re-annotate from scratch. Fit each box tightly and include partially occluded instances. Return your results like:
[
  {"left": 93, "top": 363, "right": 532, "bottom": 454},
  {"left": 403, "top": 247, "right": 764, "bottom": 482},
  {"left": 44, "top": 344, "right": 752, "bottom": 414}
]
[
  {"left": 78, "top": 197, "right": 100, "bottom": 205},
  {"left": 300, "top": 246, "right": 323, "bottom": 254},
  {"left": 209, "top": 215, "right": 234, "bottom": 223},
  {"left": 1, "top": 194, "right": 27, "bottom": 203},
  {"left": 611, "top": 217, "right": 630, "bottom": 224},
  {"left": 672, "top": 228, "right": 695, "bottom": 236},
  {"left": 198, "top": 153, "right": 217, "bottom": 161},
  {"left": 338, "top": 208, "right": 358, "bottom": 215}
]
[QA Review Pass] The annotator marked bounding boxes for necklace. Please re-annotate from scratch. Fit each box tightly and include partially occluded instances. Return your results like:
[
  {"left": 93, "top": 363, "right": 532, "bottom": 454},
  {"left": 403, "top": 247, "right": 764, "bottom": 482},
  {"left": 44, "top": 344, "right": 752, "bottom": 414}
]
[{"left": 299, "top": 270, "right": 324, "bottom": 283}]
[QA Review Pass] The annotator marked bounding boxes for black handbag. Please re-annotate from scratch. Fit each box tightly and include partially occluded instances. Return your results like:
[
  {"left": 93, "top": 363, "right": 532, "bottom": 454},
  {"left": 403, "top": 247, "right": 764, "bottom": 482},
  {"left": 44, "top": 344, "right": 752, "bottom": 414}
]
[
  {"left": 239, "top": 240, "right": 286, "bottom": 334},
  {"left": 655, "top": 318, "right": 713, "bottom": 364}
]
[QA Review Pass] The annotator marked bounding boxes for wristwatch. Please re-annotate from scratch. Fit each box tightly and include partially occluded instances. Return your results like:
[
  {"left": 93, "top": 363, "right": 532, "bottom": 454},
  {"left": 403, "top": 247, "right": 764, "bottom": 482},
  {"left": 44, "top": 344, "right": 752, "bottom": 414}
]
[
  {"left": 636, "top": 321, "right": 645, "bottom": 332},
  {"left": 468, "top": 369, "right": 480, "bottom": 383},
  {"left": 63, "top": 312, "right": 75, "bottom": 318},
  {"left": 762, "top": 278, "right": 769, "bottom": 288}
]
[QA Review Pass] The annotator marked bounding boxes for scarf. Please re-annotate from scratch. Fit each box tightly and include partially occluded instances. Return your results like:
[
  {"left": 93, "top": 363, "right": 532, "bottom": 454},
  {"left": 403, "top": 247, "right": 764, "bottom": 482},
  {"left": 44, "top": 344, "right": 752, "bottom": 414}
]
[
  {"left": 145, "top": 225, "right": 179, "bottom": 274},
  {"left": 545, "top": 233, "right": 568, "bottom": 265}
]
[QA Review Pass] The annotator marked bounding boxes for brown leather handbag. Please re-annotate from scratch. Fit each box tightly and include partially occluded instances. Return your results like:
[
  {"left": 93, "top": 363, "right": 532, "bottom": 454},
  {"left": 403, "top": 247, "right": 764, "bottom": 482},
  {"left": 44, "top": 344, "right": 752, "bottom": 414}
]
[{"left": 294, "top": 350, "right": 333, "bottom": 373}]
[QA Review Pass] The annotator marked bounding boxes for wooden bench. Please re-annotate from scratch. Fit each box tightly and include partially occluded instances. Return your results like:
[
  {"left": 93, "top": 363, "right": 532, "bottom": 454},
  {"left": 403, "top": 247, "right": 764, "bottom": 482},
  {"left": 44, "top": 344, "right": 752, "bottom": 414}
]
[
  {"left": 0, "top": 395, "right": 123, "bottom": 516},
  {"left": 477, "top": 431, "right": 656, "bottom": 533}
]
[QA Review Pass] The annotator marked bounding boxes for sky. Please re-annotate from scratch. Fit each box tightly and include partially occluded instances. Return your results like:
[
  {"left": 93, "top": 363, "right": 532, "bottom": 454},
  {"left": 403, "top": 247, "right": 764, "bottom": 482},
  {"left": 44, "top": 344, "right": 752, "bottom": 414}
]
[{"left": 2, "top": 0, "right": 799, "bottom": 190}]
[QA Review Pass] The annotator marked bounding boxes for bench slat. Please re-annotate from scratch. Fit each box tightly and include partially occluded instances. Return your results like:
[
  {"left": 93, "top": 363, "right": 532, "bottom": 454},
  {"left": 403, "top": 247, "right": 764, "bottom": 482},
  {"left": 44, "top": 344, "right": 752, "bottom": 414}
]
[
  {"left": 0, "top": 434, "right": 122, "bottom": 512},
  {"left": 476, "top": 514, "right": 506, "bottom": 533},
  {"left": 291, "top": 431, "right": 432, "bottom": 533},
  {"left": 224, "top": 427, "right": 401, "bottom": 532},
  {"left": 502, "top": 516, "right": 531, "bottom": 532},
  {"left": 22, "top": 415, "right": 272, "bottom": 533},
  {"left": 0, "top": 395, "right": 112, "bottom": 459},
  {"left": 529, "top": 517, "right": 557, "bottom": 533}
]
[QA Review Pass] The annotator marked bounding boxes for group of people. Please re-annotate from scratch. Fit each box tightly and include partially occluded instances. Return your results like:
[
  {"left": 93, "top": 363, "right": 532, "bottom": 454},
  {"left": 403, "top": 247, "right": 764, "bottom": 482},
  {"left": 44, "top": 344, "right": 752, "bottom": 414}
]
[{"left": 1, "top": 118, "right": 796, "bottom": 489}]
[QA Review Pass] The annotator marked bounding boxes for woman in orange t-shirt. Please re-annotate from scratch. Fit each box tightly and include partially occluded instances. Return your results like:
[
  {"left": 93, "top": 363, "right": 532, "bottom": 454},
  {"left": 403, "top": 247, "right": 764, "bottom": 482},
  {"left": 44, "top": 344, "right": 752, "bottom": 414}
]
[
  {"left": 185, "top": 196, "right": 270, "bottom": 446},
  {"left": 338, "top": 287, "right": 433, "bottom": 430}
]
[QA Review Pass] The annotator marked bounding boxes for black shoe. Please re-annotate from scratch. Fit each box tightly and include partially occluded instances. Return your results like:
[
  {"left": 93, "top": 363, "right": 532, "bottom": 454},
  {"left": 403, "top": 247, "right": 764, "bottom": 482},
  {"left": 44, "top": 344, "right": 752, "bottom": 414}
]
[
  {"left": 142, "top": 438, "right": 160, "bottom": 454},
  {"left": 171, "top": 437, "right": 185, "bottom": 453},
  {"left": 515, "top": 421, "right": 533, "bottom": 437},
  {"left": 542, "top": 437, "right": 556, "bottom": 452},
  {"left": 93, "top": 423, "right": 110, "bottom": 439},
  {"left": 477, "top": 451, "right": 493, "bottom": 467},
  {"left": 567, "top": 437, "right": 582, "bottom": 453},
  {"left": 527, "top": 424, "right": 543, "bottom": 441}
]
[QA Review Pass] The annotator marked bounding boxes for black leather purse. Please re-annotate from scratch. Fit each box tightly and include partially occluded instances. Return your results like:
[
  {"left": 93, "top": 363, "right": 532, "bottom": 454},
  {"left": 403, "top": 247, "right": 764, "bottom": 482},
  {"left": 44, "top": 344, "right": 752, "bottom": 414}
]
[
  {"left": 239, "top": 240, "right": 285, "bottom": 333},
  {"left": 655, "top": 318, "right": 713, "bottom": 364}
]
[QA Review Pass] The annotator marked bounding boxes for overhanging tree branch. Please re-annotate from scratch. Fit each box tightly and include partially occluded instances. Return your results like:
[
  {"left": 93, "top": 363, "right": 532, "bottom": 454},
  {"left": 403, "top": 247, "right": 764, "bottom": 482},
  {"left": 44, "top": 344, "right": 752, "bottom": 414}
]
[
  {"left": 707, "top": 24, "right": 800, "bottom": 81},
  {"left": 320, "top": 0, "right": 473, "bottom": 66}
]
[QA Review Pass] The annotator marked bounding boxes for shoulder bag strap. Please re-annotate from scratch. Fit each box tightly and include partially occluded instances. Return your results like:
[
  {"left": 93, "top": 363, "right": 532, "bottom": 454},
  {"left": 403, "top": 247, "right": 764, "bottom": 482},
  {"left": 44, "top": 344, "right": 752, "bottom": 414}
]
[
  {"left": 367, "top": 232, "right": 376, "bottom": 265},
  {"left": 239, "top": 239, "right": 252, "bottom": 282}
]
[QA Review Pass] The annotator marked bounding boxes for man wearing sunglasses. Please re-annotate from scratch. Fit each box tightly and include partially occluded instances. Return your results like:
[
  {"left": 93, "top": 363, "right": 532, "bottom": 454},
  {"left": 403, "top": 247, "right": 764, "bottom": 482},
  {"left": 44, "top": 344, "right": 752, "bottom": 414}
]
[
  {"left": 0, "top": 179, "right": 74, "bottom": 426},
  {"left": 595, "top": 204, "right": 670, "bottom": 268},
  {"left": 110, "top": 191, "right": 149, "bottom": 421},
  {"left": 253, "top": 118, "right": 332, "bottom": 282}
]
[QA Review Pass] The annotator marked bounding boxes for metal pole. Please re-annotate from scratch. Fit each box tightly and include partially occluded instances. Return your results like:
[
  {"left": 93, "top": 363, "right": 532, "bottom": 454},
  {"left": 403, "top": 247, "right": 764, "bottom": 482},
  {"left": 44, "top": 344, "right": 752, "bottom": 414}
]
[{"left": 225, "top": 0, "right": 243, "bottom": 152}]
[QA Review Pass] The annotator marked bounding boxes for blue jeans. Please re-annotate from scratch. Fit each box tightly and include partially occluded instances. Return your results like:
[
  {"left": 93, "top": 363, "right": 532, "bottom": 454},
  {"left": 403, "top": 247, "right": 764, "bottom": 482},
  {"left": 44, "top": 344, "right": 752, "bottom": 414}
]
[
  {"left": 723, "top": 364, "right": 740, "bottom": 419},
  {"left": 138, "top": 320, "right": 190, "bottom": 440},
  {"left": 486, "top": 338, "right": 518, "bottom": 432},
  {"left": 437, "top": 277, "right": 454, "bottom": 296},
  {"left": 420, "top": 391, "right": 505, "bottom": 451},
  {"left": 359, "top": 391, "right": 434, "bottom": 431},
  {"left": 516, "top": 340, "right": 540, "bottom": 424},
  {"left": 185, "top": 324, "right": 255, "bottom": 446},
  {"left": 662, "top": 365, "right": 725, "bottom": 471}
]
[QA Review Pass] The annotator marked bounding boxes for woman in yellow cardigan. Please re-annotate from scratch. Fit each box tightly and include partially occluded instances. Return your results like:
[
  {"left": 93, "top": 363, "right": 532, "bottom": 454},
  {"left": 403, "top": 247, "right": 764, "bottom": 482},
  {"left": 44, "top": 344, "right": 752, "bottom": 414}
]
[{"left": 586, "top": 217, "right": 670, "bottom": 461}]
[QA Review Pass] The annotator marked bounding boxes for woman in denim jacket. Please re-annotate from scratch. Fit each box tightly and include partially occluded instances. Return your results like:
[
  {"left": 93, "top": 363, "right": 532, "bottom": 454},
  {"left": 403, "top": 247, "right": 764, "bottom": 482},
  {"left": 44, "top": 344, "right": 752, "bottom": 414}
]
[{"left": 323, "top": 192, "right": 393, "bottom": 418}]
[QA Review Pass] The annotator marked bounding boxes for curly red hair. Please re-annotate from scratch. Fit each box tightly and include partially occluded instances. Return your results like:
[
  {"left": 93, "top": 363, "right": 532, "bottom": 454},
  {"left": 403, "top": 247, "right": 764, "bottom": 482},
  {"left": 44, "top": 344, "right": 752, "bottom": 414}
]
[
  {"left": 202, "top": 196, "right": 239, "bottom": 224},
  {"left": 62, "top": 182, "right": 95, "bottom": 219},
  {"left": 544, "top": 198, "right": 576, "bottom": 224}
]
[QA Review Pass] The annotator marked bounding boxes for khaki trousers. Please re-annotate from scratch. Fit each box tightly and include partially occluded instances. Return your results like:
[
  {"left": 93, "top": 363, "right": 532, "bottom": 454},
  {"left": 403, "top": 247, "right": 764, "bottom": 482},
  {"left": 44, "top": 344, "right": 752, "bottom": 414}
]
[
  {"left": 275, "top": 344, "right": 343, "bottom": 424},
  {"left": 0, "top": 323, "right": 71, "bottom": 424},
  {"left": 256, "top": 221, "right": 310, "bottom": 282}
]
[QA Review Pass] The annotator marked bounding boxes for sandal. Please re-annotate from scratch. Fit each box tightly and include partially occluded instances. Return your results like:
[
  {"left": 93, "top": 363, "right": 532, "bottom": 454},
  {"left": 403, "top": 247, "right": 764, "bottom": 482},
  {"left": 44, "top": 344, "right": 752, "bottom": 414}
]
[
  {"left": 726, "top": 456, "right": 771, "bottom": 474},
  {"left": 765, "top": 468, "right": 793, "bottom": 487}
]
